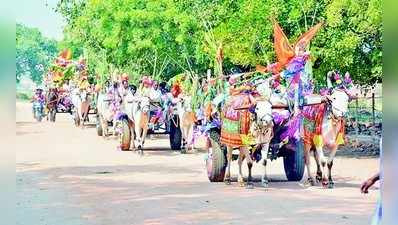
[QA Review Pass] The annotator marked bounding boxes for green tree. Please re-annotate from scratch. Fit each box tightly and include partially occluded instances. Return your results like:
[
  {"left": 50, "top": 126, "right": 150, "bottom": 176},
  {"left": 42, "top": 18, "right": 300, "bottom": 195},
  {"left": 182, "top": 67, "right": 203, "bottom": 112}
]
[
  {"left": 16, "top": 23, "right": 59, "bottom": 84},
  {"left": 57, "top": 0, "right": 382, "bottom": 85}
]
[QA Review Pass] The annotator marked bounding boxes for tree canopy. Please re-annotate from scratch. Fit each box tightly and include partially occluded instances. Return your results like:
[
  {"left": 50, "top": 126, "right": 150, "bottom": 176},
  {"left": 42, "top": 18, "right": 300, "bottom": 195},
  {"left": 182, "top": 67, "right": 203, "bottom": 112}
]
[
  {"left": 16, "top": 23, "right": 59, "bottom": 84},
  {"left": 56, "top": 0, "right": 382, "bottom": 85}
]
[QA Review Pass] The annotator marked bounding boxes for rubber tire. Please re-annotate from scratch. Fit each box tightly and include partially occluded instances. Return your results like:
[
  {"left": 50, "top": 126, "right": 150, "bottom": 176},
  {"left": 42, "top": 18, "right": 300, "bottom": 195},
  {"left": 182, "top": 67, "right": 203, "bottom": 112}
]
[
  {"left": 49, "top": 109, "right": 56, "bottom": 122},
  {"left": 35, "top": 109, "right": 43, "bottom": 122},
  {"left": 206, "top": 129, "right": 227, "bottom": 182},
  {"left": 169, "top": 115, "right": 182, "bottom": 150},
  {"left": 283, "top": 139, "right": 305, "bottom": 181},
  {"left": 96, "top": 114, "right": 103, "bottom": 136},
  {"left": 119, "top": 119, "right": 131, "bottom": 151}
]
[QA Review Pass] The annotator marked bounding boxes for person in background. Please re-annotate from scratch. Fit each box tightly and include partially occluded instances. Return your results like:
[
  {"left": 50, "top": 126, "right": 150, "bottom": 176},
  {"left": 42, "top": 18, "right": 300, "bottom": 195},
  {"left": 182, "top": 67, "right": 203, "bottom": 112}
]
[
  {"left": 151, "top": 80, "right": 162, "bottom": 102},
  {"left": 32, "top": 88, "right": 46, "bottom": 103},
  {"left": 119, "top": 80, "right": 129, "bottom": 97},
  {"left": 159, "top": 81, "right": 169, "bottom": 95},
  {"left": 361, "top": 138, "right": 382, "bottom": 225},
  {"left": 118, "top": 73, "right": 129, "bottom": 97},
  {"left": 31, "top": 88, "right": 46, "bottom": 118},
  {"left": 138, "top": 76, "right": 154, "bottom": 99}
]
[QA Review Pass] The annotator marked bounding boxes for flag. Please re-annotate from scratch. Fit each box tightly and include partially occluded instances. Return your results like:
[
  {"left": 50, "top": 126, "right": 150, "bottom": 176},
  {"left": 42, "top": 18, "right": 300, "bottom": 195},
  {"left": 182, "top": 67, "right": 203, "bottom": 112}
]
[
  {"left": 272, "top": 18, "right": 295, "bottom": 68},
  {"left": 293, "top": 21, "right": 324, "bottom": 51}
]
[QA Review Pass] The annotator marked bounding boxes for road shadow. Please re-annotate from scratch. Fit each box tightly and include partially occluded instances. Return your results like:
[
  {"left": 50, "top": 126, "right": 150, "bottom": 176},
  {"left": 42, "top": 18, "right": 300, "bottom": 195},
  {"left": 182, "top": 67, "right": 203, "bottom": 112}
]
[
  {"left": 81, "top": 123, "right": 96, "bottom": 128},
  {"left": 17, "top": 163, "right": 377, "bottom": 225},
  {"left": 16, "top": 121, "right": 38, "bottom": 126},
  {"left": 17, "top": 164, "right": 201, "bottom": 181},
  {"left": 16, "top": 130, "right": 43, "bottom": 136}
]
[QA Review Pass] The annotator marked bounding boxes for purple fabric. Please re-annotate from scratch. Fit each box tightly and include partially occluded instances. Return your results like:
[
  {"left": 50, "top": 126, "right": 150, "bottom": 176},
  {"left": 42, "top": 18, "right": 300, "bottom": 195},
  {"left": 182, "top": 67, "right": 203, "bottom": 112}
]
[
  {"left": 34, "top": 94, "right": 46, "bottom": 104},
  {"left": 248, "top": 105, "right": 256, "bottom": 114},
  {"left": 272, "top": 110, "right": 290, "bottom": 126},
  {"left": 283, "top": 54, "right": 308, "bottom": 81},
  {"left": 344, "top": 72, "right": 352, "bottom": 85},
  {"left": 320, "top": 87, "right": 331, "bottom": 96},
  {"left": 106, "top": 87, "right": 123, "bottom": 120},
  {"left": 280, "top": 114, "right": 301, "bottom": 142}
]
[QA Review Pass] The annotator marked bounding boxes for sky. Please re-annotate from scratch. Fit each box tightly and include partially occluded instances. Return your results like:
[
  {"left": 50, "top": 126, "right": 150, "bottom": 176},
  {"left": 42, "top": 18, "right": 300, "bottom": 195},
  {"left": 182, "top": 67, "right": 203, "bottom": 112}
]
[{"left": 15, "top": 0, "right": 65, "bottom": 40}]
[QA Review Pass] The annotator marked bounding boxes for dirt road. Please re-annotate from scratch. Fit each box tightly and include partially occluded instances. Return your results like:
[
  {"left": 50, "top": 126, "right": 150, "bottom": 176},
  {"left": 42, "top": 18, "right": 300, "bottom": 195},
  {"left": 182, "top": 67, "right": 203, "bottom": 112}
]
[{"left": 16, "top": 102, "right": 379, "bottom": 225}]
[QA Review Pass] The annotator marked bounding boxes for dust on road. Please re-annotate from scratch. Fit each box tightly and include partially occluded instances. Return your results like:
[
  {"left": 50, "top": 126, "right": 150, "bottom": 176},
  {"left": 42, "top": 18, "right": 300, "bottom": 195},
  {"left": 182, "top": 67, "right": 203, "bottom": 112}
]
[{"left": 16, "top": 102, "right": 379, "bottom": 225}]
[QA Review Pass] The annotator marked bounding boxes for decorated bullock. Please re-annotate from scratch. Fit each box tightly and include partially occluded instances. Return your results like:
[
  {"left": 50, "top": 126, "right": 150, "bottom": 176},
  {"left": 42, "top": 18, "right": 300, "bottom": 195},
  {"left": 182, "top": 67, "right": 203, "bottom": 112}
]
[
  {"left": 219, "top": 79, "right": 274, "bottom": 188},
  {"left": 302, "top": 71, "right": 358, "bottom": 188}
]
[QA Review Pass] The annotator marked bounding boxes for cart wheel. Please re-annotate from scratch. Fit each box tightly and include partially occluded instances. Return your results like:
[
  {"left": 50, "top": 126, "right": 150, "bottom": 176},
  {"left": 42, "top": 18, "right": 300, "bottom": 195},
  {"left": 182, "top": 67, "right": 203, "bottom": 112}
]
[
  {"left": 206, "top": 129, "right": 227, "bottom": 182},
  {"left": 35, "top": 108, "right": 43, "bottom": 122},
  {"left": 283, "top": 139, "right": 305, "bottom": 181},
  {"left": 169, "top": 115, "right": 182, "bottom": 150},
  {"left": 119, "top": 119, "right": 131, "bottom": 151},
  {"left": 50, "top": 109, "right": 56, "bottom": 122}
]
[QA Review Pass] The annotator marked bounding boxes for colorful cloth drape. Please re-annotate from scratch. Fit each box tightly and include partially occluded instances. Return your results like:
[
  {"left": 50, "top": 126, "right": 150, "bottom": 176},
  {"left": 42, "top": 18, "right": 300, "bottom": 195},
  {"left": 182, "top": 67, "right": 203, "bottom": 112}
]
[
  {"left": 302, "top": 103, "right": 345, "bottom": 149},
  {"left": 220, "top": 94, "right": 252, "bottom": 147}
]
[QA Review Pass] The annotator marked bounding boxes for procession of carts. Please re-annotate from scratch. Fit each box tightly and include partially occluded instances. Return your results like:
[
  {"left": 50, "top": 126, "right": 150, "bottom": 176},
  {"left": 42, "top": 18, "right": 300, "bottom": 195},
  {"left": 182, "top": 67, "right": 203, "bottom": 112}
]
[{"left": 38, "top": 17, "right": 355, "bottom": 187}]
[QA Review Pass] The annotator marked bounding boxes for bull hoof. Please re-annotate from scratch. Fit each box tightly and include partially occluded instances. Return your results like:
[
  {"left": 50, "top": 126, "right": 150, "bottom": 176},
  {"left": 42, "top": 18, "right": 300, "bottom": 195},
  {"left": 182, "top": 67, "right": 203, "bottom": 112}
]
[
  {"left": 322, "top": 179, "right": 328, "bottom": 188},
  {"left": 246, "top": 182, "right": 254, "bottom": 189},
  {"left": 328, "top": 181, "right": 335, "bottom": 189},
  {"left": 181, "top": 149, "right": 187, "bottom": 154},
  {"left": 238, "top": 177, "right": 244, "bottom": 187},
  {"left": 224, "top": 178, "right": 231, "bottom": 185},
  {"left": 316, "top": 173, "right": 322, "bottom": 183},
  {"left": 305, "top": 177, "right": 315, "bottom": 186},
  {"left": 261, "top": 180, "right": 269, "bottom": 188}
]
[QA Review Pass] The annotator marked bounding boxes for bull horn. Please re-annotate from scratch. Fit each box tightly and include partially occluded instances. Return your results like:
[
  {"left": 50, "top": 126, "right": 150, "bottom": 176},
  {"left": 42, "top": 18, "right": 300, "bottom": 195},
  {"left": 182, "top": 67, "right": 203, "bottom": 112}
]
[{"left": 326, "top": 71, "right": 333, "bottom": 88}]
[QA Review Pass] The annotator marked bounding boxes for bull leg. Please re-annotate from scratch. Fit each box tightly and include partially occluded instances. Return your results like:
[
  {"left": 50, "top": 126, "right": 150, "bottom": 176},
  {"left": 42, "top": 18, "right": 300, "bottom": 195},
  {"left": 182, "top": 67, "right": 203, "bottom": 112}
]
[
  {"left": 261, "top": 144, "right": 270, "bottom": 188},
  {"left": 313, "top": 150, "right": 322, "bottom": 183},
  {"left": 134, "top": 112, "right": 142, "bottom": 150},
  {"left": 304, "top": 145, "right": 315, "bottom": 186},
  {"left": 181, "top": 126, "right": 187, "bottom": 154},
  {"left": 182, "top": 127, "right": 187, "bottom": 149},
  {"left": 314, "top": 146, "right": 328, "bottom": 187},
  {"left": 242, "top": 147, "right": 254, "bottom": 189},
  {"left": 327, "top": 147, "right": 338, "bottom": 189},
  {"left": 140, "top": 127, "right": 148, "bottom": 152},
  {"left": 315, "top": 146, "right": 327, "bottom": 183},
  {"left": 188, "top": 125, "right": 194, "bottom": 152},
  {"left": 237, "top": 151, "right": 245, "bottom": 187},
  {"left": 80, "top": 106, "right": 85, "bottom": 127},
  {"left": 129, "top": 120, "right": 135, "bottom": 150},
  {"left": 100, "top": 116, "right": 108, "bottom": 137},
  {"left": 137, "top": 129, "right": 142, "bottom": 149},
  {"left": 223, "top": 146, "right": 233, "bottom": 185},
  {"left": 112, "top": 119, "right": 117, "bottom": 136}
]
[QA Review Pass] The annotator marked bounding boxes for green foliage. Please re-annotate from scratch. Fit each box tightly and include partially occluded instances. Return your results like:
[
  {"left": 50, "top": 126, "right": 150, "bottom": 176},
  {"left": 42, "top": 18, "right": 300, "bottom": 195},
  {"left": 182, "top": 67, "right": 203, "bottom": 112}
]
[
  {"left": 16, "top": 92, "right": 31, "bottom": 101},
  {"left": 57, "top": 0, "right": 382, "bottom": 85},
  {"left": 16, "top": 23, "right": 59, "bottom": 84}
]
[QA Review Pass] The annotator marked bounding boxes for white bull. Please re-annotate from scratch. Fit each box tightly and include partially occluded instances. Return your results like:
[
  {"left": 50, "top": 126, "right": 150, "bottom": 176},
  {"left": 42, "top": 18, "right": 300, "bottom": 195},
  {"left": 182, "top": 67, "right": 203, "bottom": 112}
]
[
  {"left": 122, "top": 93, "right": 151, "bottom": 152},
  {"left": 71, "top": 88, "right": 91, "bottom": 127},
  {"left": 176, "top": 95, "right": 195, "bottom": 153},
  {"left": 96, "top": 92, "right": 118, "bottom": 136}
]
